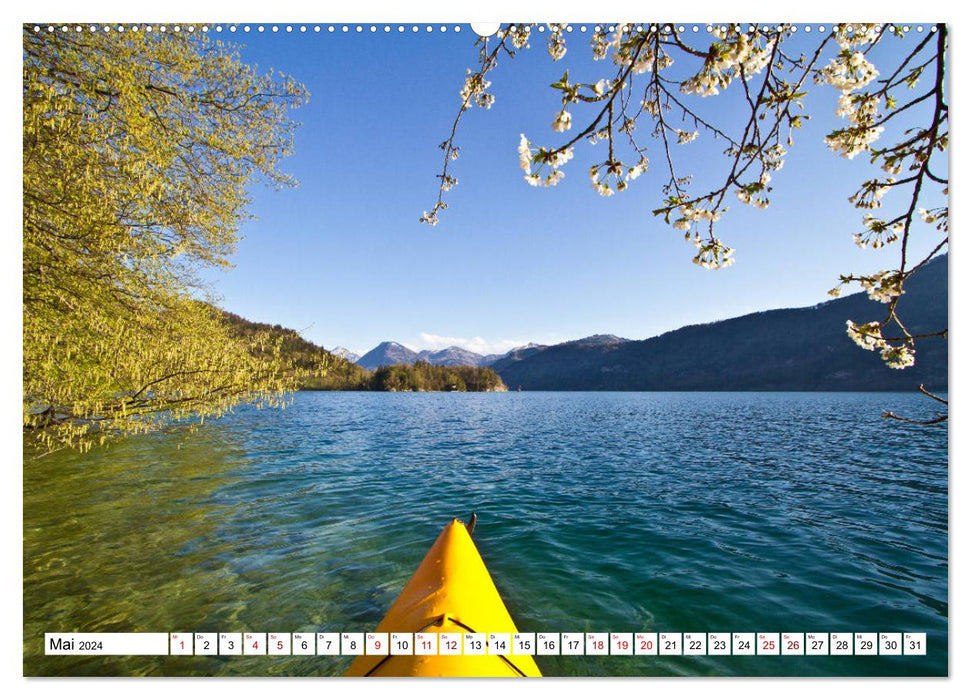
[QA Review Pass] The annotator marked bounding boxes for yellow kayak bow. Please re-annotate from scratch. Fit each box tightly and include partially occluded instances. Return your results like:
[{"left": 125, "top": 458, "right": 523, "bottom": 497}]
[{"left": 345, "top": 517, "right": 542, "bottom": 677}]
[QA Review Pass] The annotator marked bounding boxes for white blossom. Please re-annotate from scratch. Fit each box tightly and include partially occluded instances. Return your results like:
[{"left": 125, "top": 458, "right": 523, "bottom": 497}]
[
  {"left": 835, "top": 23, "right": 882, "bottom": 50},
  {"left": 678, "top": 202, "right": 722, "bottom": 222},
  {"left": 552, "top": 109, "right": 572, "bottom": 133},
  {"left": 547, "top": 25, "right": 567, "bottom": 61},
  {"left": 845, "top": 318, "right": 916, "bottom": 368},
  {"left": 820, "top": 51, "right": 879, "bottom": 91},
  {"left": 681, "top": 33, "right": 773, "bottom": 96},
  {"left": 824, "top": 125, "right": 884, "bottom": 158},
  {"left": 853, "top": 214, "right": 902, "bottom": 249},
  {"left": 846, "top": 320, "right": 886, "bottom": 351},
  {"left": 509, "top": 25, "right": 531, "bottom": 49},
  {"left": 588, "top": 160, "right": 630, "bottom": 196},
  {"left": 475, "top": 93, "right": 495, "bottom": 109},
  {"left": 691, "top": 236, "right": 735, "bottom": 269},
  {"left": 626, "top": 158, "right": 648, "bottom": 181},
  {"left": 545, "top": 146, "right": 574, "bottom": 168},
  {"left": 676, "top": 129, "right": 699, "bottom": 144},
  {"left": 859, "top": 270, "right": 905, "bottom": 303},
  {"left": 460, "top": 69, "right": 493, "bottom": 109},
  {"left": 518, "top": 136, "right": 572, "bottom": 189},
  {"left": 518, "top": 134, "right": 532, "bottom": 173},
  {"left": 880, "top": 344, "right": 915, "bottom": 369},
  {"left": 591, "top": 28, "right": 609, "bottom": 60}
]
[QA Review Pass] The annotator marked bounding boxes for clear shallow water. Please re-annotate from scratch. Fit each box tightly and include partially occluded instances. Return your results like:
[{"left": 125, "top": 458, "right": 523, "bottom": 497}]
[{"left": 24, "top": 392, "right": 948, "bottom": 676}]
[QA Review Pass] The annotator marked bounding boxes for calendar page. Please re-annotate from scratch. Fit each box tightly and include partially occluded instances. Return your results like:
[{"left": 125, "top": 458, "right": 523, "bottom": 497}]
[{"left": 21, "top": 2, "right": 950, "bottom": 684}]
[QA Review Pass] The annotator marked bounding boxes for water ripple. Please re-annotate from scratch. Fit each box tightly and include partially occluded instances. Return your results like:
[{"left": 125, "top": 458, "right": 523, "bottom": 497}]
[{"left": 24, "top": 392, "right": 947, "bottom": 676}]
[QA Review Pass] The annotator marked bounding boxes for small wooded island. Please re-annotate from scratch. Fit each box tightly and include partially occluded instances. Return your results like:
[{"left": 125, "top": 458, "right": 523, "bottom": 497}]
[
  {"left": 309, "top": 363, "right": 507, "bottom": 392},
  {"left": 224, "top": 312, "right": 506, "bottom": 393}
]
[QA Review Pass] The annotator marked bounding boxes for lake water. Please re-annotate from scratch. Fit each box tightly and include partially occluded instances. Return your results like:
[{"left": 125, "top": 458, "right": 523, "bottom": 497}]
[{"left": 23, "top": 391, "right": 948, "bottom": 676}]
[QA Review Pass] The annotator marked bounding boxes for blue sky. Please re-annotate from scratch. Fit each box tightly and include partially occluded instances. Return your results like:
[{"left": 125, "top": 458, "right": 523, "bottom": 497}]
[{"left": 206, "top": 24, "right": 947, "bottom": 356}]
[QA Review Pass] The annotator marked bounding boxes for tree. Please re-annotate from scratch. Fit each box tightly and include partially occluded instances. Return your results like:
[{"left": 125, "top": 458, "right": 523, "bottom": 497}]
[
  {"left": 23, "top": 25, "right": 312, "bottom": 454},
  {"left": 423, "top": 23, "right": 948, "bottom": 422}
]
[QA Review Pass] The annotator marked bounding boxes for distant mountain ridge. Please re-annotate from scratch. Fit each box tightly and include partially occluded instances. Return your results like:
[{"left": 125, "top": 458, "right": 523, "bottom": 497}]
[
  {"left": 488, "top": 343, "right": 548, "bottom": 374},
  {"left": 415, "top": 345, "right": 484, "bottom": 366},
  {"left": 573, "top": 334, "right": 630, "bottom": 345},
  {"left": 347, "top": 255, "right": 945, "bottom": 390},
  {"left": 354, "top": 341, "right": 550, "bottom": 370},
  {"left": 356, "top": 341, "right": 419, "bottom": 370},
  {"left": 495, "top": 255, "right": 947, "bottom": 391},
  {"left": 330, "top": 346, "right": 360, "bottom": 363}
]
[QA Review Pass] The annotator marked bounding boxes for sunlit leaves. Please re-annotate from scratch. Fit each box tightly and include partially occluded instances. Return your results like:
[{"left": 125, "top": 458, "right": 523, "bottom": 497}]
[{"left": 23, "top": 26, "right": 310, "bottom": 452}]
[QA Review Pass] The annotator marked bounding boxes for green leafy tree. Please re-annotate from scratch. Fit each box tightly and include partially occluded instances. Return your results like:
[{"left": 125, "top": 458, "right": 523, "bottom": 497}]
[
  {"left": 23, "top": 25, "right": 311, "bottom": 454},
  {"left": 424, "top": 22, "right": 948, "bottom": 423}
]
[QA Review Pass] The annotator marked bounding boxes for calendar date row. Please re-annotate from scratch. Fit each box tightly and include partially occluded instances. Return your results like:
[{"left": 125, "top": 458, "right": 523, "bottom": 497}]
[{"left": 46, "top": 632, "right": 926, "bottom": 657}]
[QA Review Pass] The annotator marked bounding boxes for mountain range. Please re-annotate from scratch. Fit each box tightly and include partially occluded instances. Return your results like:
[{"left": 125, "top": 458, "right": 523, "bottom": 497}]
[
  {"left": 354, "top": 338, "right": 624, "bottom": 371},
  {"left": 347, "top": 254, "right": 947, "bottom": 391},
  {"left": 354, "top": 340, "right": 545, "bottom": 370},
  {"left": 329, "top": 346, "right": 360, "bottom": 363}
]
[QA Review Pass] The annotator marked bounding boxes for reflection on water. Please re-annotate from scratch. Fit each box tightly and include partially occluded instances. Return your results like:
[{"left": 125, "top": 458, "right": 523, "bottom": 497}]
[{"left": 24, "top": 392, "right": 947, "bottom": 676}]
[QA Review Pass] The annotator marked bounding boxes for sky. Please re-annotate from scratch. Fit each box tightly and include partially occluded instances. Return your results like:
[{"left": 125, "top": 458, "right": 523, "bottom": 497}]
[{"left": 202, "top": 23, "right": 948, "bottom": 357}]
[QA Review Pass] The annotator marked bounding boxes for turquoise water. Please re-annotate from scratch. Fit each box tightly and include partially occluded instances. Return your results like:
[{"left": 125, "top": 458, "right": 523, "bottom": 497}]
[{"left": 23, "top": 391, "right": 948, "bottom": 676}]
